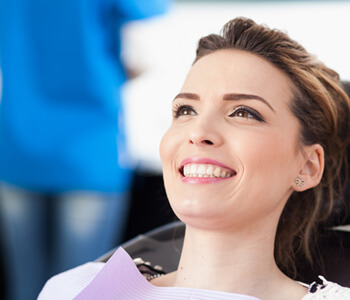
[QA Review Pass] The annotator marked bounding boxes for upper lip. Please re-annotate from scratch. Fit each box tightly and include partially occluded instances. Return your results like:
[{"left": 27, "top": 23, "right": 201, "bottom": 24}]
[{"left": 179, "top": 157, "right": 237, "bottom": 175}]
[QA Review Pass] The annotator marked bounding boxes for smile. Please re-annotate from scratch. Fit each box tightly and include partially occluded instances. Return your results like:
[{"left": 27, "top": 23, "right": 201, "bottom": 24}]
[
  {"left": 182, "top": 163, "right": 235, "bottom": 178},
  {"left": 178, "top": 157, "right": 237, "bottom": 182}
]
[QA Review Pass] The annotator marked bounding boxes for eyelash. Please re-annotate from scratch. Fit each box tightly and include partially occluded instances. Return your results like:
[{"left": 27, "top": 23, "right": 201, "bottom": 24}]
[
  {"left": 172, "top": 104, "right": 265, "bottom": 122},
  {"left": 229, "top": 106, "right": 265, "bottom": 122},
  {"left": 172, "top": 103, "right": 196, "bottom": 118}
]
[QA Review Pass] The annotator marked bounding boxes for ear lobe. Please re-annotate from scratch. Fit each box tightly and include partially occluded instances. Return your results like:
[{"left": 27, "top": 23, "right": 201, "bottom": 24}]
[{"left": 295, "top": 144, "right": 324, "bottom": 192}]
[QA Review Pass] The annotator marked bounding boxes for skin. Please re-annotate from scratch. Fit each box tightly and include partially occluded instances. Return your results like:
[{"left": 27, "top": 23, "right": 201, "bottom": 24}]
[{"left": 157, "top": 49, "right": 323, "bottom": 300}]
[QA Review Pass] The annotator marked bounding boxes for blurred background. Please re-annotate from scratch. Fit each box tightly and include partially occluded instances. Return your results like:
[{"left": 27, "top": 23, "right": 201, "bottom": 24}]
[{"left": 0, "top": 0, "right": 349, "bottom": 299}]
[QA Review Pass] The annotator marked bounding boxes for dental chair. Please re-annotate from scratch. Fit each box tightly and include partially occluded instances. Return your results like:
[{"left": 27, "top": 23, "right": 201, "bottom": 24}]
[{"left": 97, "top": 221, "right": 184, "bottom": 274}]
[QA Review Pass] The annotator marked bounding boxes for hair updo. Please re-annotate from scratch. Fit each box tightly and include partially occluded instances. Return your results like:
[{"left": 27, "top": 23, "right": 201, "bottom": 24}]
[{"left": 194, "top": 17, "right": 350, "bottom": 277}]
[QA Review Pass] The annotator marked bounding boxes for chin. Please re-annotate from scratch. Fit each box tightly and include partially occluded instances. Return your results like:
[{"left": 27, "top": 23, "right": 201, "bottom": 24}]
[{"left": 170, "top": 198, "right": 225, "bottom": 226}]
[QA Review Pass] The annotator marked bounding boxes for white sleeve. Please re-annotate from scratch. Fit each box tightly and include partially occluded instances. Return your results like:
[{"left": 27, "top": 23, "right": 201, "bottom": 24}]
[
  {"left": 302, "top": 276, "right": 350, "bottom": 300},
  {"left": 37, "top": 262, "right": 105, "bottom": 300}
]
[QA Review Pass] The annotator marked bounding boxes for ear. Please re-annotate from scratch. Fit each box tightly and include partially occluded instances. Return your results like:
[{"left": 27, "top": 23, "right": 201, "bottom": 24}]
[{"left": 294, "top": 144, "right": 324, "bottom": 192}]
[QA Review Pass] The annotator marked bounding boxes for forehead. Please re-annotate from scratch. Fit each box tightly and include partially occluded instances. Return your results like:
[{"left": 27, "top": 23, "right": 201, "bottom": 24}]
[{"left": 182, "top": 49, "right": 293, "bottom": 105}]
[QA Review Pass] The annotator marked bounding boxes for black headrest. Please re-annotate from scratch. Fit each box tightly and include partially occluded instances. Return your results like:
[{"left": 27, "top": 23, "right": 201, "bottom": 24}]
[{"left": 342, "top": 81, "right": 350, "bottom": 96}]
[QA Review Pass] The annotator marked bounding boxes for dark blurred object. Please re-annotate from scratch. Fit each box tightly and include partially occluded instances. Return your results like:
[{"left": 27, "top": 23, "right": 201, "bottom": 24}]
[
  {"left": 296, "top": 228, "right": 350, "bottom": 287},
  {"left": 343, "top": 81, "right": 350, "bottom": 96},
  {"left": 0, "top": 234, "right": 7, "bottom": 300},
  {"left": 340, "top": 81, "right": 350, "bottom": 225},
  {"left": 100, "top": 221, "right": 184, "bottom": 274},
  {"left": 123, "top": 172, "right": 177, "bottom": 242},
  {"left": 326, "top": 81, "right": 350, "bottom": 226}
]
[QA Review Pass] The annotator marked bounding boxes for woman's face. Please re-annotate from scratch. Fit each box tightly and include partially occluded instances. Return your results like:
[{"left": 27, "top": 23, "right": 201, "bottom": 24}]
[{"left": 160, "top": 50, "right": 305, "bottom": 231}]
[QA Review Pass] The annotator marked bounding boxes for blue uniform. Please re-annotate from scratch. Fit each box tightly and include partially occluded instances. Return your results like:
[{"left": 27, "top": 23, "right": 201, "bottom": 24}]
[
  {"left": 0, "top": 0, "right": 169, "bottom": 191},
  {"left": 0, "top": 1, "right": 170, "bottom": 299}
]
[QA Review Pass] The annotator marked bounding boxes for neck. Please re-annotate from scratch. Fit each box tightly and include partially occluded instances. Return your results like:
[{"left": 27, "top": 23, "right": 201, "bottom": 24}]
[{"left": 172, "top": 220, "right": 289, "bottom": 298}]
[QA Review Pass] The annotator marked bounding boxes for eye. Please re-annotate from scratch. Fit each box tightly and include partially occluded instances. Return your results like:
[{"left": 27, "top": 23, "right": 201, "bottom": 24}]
[
  {"left": 229, "top": 106, "right": 265, "bottom": 122},
  {"left": 172, "top": 104, "right": 197, "bottom": 118}
]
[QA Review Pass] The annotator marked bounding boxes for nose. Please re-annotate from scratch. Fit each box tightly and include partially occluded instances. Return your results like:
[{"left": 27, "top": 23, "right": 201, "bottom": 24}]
[{"left": 188, "top": 118, "right": 223, "bottom": 147}]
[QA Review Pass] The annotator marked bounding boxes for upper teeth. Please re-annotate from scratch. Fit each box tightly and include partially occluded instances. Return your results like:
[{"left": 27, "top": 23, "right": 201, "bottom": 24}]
[{"left": 183, "top": 164, "right": 234, "bottom": 178}]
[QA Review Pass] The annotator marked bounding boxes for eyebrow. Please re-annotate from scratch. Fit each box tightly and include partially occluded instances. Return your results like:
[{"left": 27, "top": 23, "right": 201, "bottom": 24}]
[
  {"left": 223, "top": 93, "right": 275, "bottom": 113},
  {"left": 173, "top": 93, "right": 200, "bottom": 101},
  {"left": 173, "top": 92, "right": 275, "bottom": 113}
]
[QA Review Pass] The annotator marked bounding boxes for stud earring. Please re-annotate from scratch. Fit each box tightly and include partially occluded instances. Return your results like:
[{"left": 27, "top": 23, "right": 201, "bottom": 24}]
[{"left": 295, "top": 177, "right": 305, "bottom": 188}]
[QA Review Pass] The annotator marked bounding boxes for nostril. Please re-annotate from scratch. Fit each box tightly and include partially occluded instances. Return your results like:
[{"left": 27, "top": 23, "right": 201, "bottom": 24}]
[
  {"left": 203, "top": 140, "right": 213, "bottom": 145},
  {"left": 189, "top": 138, "right": 215, "bottom": 145}
]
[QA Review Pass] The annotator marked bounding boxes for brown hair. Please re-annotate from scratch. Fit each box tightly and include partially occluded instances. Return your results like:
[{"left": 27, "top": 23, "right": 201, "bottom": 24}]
[{"left": 194, "top": 17, "right": 350, "bottom": 277}]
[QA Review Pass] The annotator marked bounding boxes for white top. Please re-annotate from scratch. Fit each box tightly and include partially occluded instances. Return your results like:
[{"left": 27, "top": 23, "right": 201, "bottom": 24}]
[{"left": 38, "top": 248, "right": 350, "bottom": 300}]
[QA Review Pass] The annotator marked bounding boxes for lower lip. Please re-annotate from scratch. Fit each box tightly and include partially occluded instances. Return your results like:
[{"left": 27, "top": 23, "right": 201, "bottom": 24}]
[{"left": 181, "top": 176, "right": 233, "bottom": 184}]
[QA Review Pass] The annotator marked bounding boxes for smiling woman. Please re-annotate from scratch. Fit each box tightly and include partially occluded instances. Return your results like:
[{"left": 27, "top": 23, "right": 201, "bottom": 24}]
[
  {"left": 161, "top": 50, "right": 304, "bottom": 237},
  {"left": 38, "top": 17, "right": 350, "bottom": 300}
]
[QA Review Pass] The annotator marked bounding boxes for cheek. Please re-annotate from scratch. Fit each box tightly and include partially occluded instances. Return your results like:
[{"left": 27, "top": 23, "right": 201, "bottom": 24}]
[
  {"left": 238, "top": 132, "right": 298, "bottom": 181},
  {"left": 159, "top": 128, "right": 179, "bottom": 172},
  {"left": 230, "top": 133, "right": 298, "bottom": 219},
  {"left": 159, "top": 131, "right": 173, "bottom": 202}
]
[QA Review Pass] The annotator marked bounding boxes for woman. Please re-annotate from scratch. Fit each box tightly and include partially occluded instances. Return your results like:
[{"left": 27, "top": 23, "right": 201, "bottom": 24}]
[{"left": 39, "top": 17, "right": 350, "bottom": 299}]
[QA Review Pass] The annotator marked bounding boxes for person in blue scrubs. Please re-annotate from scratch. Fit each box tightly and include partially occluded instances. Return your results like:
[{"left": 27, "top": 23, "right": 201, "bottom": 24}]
[{"left": 0, "top": 1, "right": 170, "bottom": 299}]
